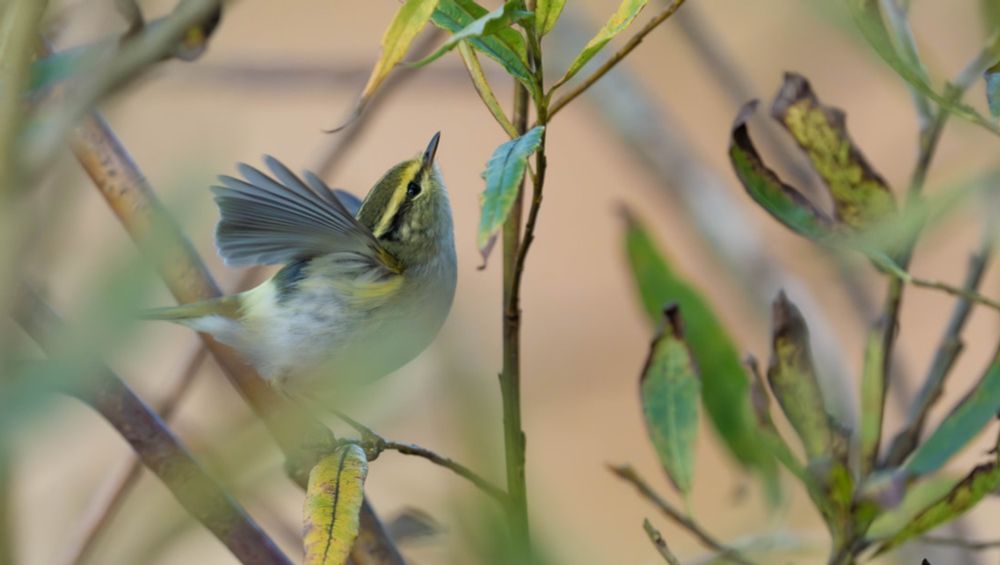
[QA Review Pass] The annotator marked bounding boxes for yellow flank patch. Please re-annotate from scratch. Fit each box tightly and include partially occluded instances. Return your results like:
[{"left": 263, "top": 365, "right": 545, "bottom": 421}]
[
  {"left": 332, "top": 274, "right": 404, "bottom": 308},
  {"left": 371, "top": 161, "right": 421, "bottom": 238}
]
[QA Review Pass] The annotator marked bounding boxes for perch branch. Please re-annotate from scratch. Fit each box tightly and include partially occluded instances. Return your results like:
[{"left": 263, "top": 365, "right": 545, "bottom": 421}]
[
  {"left": 14, "top": 285, "right": 291, "bottom": 565},
  {"left": 547, "top": 0, "right": 687, "bottom": 119},
  {"left": 921, "top": 536, "right": 1000, "bottom": 551},
  {"left": 334, "top": 412, "right": 505, "bottom": 503},
  {"left": 643, "top": 519, "right": 682, "bottom": 565},
  {"left": 609, "top": 465, "right": 754, "bottom": 565}
]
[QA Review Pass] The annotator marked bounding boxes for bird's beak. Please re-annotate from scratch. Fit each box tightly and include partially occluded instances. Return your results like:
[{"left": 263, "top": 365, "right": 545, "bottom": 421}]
[{"left": 422, "top": 132, "right": 441, "bottom": 168}]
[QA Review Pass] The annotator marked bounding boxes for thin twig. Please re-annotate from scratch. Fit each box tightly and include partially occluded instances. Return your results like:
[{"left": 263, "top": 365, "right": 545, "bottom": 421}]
[
  {"left": 332, "top": 412, "right": 505, "bottom": 503},
  {"left": 14, "top": 286, "right": 291, "bottom": 565},
  {"left": 609, "top": 465, "right": 755, "bottom": 565},
  {"left": 547, "top": 0, "right": 687, "bottom": 119},
  {"left": 921, "top": 536, "right": 1000, "bottom": 551},
  {"left": 643, "top": 519, "right": 682, "bottom": 565},
  {"left": 0, "top": 443, "right": 11, "bottom": 565},
  {"left": 60, "top": 268, "right": 263, "bottom": 565}
]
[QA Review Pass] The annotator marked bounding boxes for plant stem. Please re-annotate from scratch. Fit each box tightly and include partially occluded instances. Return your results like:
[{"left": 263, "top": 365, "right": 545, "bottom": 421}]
[
  {"left": 0, "top": 443, "right": 11, "bottom": 565},
  {"left": 643, "top": 519, "right": 682, "bottom": 565},
  {"left": 500, "top": 45, "right": 531, "bottom": 554},
  {"left": 610, "top": 465, "right": 754, "bottom": 565},
  {"left": 547, "top": 0, "right": 687, "bottom": 119}
]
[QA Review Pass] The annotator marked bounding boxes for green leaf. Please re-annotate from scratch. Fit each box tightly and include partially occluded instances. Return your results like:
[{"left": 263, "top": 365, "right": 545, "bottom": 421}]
[
  {"left": 412, "top": 2, "right": 531, "bottom": 67},
  {"left": 477, "top": 126, "right": 544, "bottom": 256},
  {"left": 904, "top": 350, "right": 1000, "bottom": 478},
  {"left": 729, "top": 102, "right": 835, "bottom": 241},
  {"left": 458, "top": 42, "right": 518, "bottom": 137},
  {"left": 849, "top": 0, "right": 1000, "bottom": 137},
  {"left": 866, "top": 474, "right": 963, "bottom": 540},
  {"left": 859, "top": 322, "right": 887, "bottom": 475},
  {"left": 534, "top": 0, "right": 566, "bottom": 36},
  {"left": 335, "top": 0, "right": 438, "bottom": 130},
  {"left": 875, "top": 461, "right": 1000, "bottom": 555},
  {"left": 552, "top": 0, "right": 649, "bottom": 89},
  {"left": 640, "top": 305, "right": 701, "bottom": 495},
  {"left": 303, "top": 444, "right": 369, "bottom": 565},
  {"left": 771, "top": 73, "right": 896, "bottom": 230},
  {"left": 766, "top": 292, "right": 835, "bottom": 461},
  {"left": 431, "top": 0, "right": 534, "bottom": 89},
  {"left": 986, "top": 60, "right": 1000, "bottom": 118},
  {"left": 623, "top": 211, "right": 779, "bottom": 486}
]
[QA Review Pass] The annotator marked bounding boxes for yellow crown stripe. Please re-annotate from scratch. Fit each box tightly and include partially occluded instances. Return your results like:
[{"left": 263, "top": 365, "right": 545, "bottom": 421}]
[{"left": 371, "top": 161, "right": 420, "bottom": 238}]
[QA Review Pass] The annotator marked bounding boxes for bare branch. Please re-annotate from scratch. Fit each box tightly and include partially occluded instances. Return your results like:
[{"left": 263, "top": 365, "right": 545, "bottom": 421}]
[
  {"left": 921, "top": 536, "right": 1000, "bottom": 551},
  {"left": 14, "top": 285, "right": 291, "bottom": 565},
  {"left": 643, "top": 519, "right": 682, "bottom": 565}
]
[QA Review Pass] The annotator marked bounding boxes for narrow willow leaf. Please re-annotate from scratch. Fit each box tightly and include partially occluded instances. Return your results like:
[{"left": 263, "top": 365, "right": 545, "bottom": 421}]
[
  {"left": 432, "top": 0, "right": 534, "bottom": 89},
  {"left": 771, "top": 73, "right": 896, "bottom": 230},
  {"left": 478, "top": 126, "right": 544, "bottom": 258},
  {"left": 849, "top": 0, "right": 1000, "bottom": 137},
  {"left": 303, "top": 444, "right": 369, "bottom": 565},
  {"left": 535, "top": 0, "right": 567, "bottom": 37},
  {"left": 766, "top": 292, "right": 833, "bottom": 461},
  {"left": 729, "top": 102, "right": 835, "bottom": 241},
  {"left": 552, "top": 0, "right": 649, "bottom": 89},
  {"left": 859, "top": 322, "right": 886, "bottom": 475},
  {"left": 875, "top": 461, "right": 1000, "bottom": 555},
  {"left": 904, "top": 349, "right": 1000, "bottom": 478},
  {"left": 334, "top": 0, "right": 438, "bottom": 130},
  {"left": 986, "top": 60, "right": 1000, "bottom": 118},
  {"left": 866, "top": 474, "right": 963, "bottom": 540},
  {"left": 640, "top": 305, "right": 701, "bottom": 495},
  {"left": 412, "top": 2, "right": 530, "bottom": 67},
  {"left": 458, "top": 42, "right": 519, "bottom": 138},
  {"left": 623, "top": 212, "right": 779, "bottom": 486}
]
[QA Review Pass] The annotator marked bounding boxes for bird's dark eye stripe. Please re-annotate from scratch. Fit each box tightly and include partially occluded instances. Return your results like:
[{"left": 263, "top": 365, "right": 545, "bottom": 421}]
[{"left": 406, "top": 181, "right": 421, "bottom": 198}]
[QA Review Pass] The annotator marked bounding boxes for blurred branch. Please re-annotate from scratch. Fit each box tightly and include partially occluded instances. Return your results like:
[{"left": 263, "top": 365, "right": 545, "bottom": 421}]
[
  {"left": 335, "top": 412, "right": 505, "bottom": 503},
  {"left": 879, "top": 0, "right": 932, "bottom": 127},
  {"left": 547, "top": 0, "right": 687, "bottom": 119},
  {"left": 0, "top": 445, "right": 11, "bottom": 565},
  {"left": 0, "top": 0, "right": 47, "bottom": 188},
  {"left": 609, "top": 465, "right": 754, "bottom": 565},
  {"left": 547, "top": 7, "right": 856, "bottom": 423},
  {"left": 311, "top": 28, "right": 443, "bottom": 179},
  {"left": 921, "top": 536, "right": 1000, "bottom": 551},
  {"left": 643, "top": 518, "right": 682, "bottom": 565},
  {"left": 884, "top": 230, "right": 994, "bottom": 466},
  {"left": 14, "top": 286, "right": 292, "bottom": 565},
  {"left": 60, "top": 269, "right": 261, "bottom": 565}
]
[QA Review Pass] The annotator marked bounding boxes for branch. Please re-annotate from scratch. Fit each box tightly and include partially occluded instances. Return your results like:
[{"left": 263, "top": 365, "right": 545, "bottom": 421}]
[
  {"left": 334, "top": 412, "right": 505, "bottom": 503},
  {"left": 609, "top": 465, "right": 754, "bottom": 565},
  {"left": 14, "top": 285, "right": 291, "bottom": 565},
  {"left": 0, "top": 443, "right": 11, "bottom": 565},
  {"left": 547, "top": 0, "right": 687, "bottom": 119},
  {"left": 921, "top": 536, "right": 1000, "bottom": 551},
  {"left": 643, "top": 519, "right": 682, "bottom": 565}
]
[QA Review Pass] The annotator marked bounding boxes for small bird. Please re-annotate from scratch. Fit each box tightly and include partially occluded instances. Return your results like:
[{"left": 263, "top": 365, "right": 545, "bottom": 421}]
[{"left": 144, "top": 133, "right": 457, "bottom": 394}]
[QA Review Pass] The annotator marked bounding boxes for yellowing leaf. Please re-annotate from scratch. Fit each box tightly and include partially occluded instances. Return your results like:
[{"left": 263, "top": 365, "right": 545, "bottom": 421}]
[
  {"left": 866, "top": 474, "right": 963, "bottom": 540},
  {"left": 458, "top": 42, "right": 518, "bottom": 138},
  {"left": 640, "top": 305, "right": 701, "bottom": 495},
  {"left": 303, "top": 444, "right": 369, "bottom": 565},
  {"left": 729, "top": 102, "right": 834, "bottom": 241},
  {"left": 477, "top": 126, "right": 544, "bottom": 259},
  {"left": 534, "top": 0, "right": 567, "bottom": 36},
  {"left": 766, "top": 292, "right": 835, "bottom": 461},
  {"left": 333, "top": 0, "right": 438, "bottom": 130},
  {"left": 552, "top": 0, "right": 649, "bottom": 89},
  {"left": 771, "top": 73, "right": 896, "bottom": 230}
]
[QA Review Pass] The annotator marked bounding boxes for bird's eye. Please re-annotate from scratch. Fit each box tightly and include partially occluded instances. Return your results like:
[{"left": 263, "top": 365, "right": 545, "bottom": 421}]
[{"left": 406, "top": 181, "right": 422, "bottom": 198}]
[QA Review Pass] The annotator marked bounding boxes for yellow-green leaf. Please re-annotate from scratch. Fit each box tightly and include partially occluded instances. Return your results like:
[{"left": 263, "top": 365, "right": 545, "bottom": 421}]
[
  {"left": 458, "top": 42, "right": 518, "bottom": 138},
  {"left": 535, "top": 0, "right": 566, "bottom": 36},
  {"left": 477, "top": 126, "right": 544, "bottom": 258},
  {"left": 623, "top": 211, "right": 780, "bottom": 495},
  {"left": 766, "top": 292, "right": 833, "bottom": 461},
  {"left": 875, "top": 461, "right": 1000, "bottom": 555},
  {"left": 771, "top": 73, "right": 896, "bottom": 230},
  {"left": 336, "top": 0, "right": 438, "bottom": 129},
  {"left": 431, "top": 0, "right": 534, "bottom": 90},
  {"left": 412, "top": 1, "right": 530, "bottom": 67},
  {"left": 729, "top": 102, "right": 835, "bottom": 241},
  {"left": 866, "top": 474, "right": 963, "bottom": 541},
  {"left": 640, "top": 305, "right": 700, "bottom": 495},
  {"left": 303, "top": 444, "right": 369, "bottom": 565},
  {"left": 859, "top": 322, "right": 886, "bottom": 475},
  {"left": 552, "top": 0, "right": 649, "bottom": 90},
  {"left": 904, "top": 349, "right": 1000, "bottom": 478}
]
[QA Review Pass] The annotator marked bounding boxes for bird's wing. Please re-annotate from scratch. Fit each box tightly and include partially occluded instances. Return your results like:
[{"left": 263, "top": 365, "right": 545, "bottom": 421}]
[{"left": 211, "top": 156, "right": 399, "bottom": 272}]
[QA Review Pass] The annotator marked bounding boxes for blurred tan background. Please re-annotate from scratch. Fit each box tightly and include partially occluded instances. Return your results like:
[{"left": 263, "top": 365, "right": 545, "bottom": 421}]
[{"left": 11, "top": 0, "right": 1000, "bottom": 564}]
